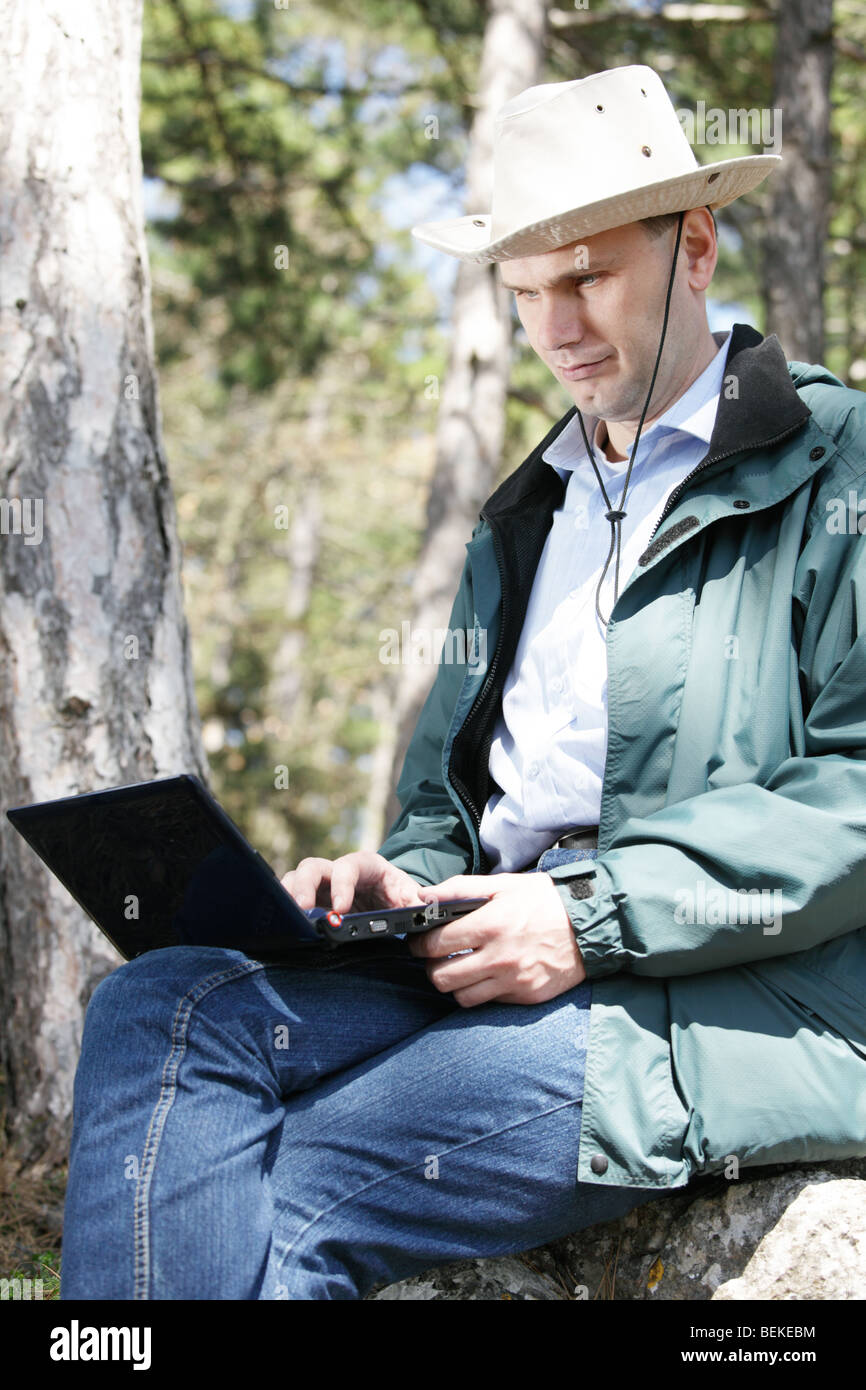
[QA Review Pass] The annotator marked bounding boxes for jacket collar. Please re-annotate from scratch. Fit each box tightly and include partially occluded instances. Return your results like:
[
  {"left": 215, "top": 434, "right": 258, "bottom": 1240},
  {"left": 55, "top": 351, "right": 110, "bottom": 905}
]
[
  {"left": 480, "top": 322, "right": 812, "bottom": 525},
  {"left": 700, "top": 321, "right": 812, "bottom": 466},
  {"left": 456, "top": 325, "right": 814, "bottom": 859}
]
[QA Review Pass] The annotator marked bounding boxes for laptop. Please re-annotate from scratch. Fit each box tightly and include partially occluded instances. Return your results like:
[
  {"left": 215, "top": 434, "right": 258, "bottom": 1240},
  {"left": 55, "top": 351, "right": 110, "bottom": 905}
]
[{"left": 5, "top": 774, "right": 488, "bottom": 963}]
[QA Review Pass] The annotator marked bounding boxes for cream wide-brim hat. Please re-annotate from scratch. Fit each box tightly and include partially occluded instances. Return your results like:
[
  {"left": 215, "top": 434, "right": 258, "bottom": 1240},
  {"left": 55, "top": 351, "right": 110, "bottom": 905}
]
[{"left": 411, "top": 65, "right": 781, "bottom": 264}]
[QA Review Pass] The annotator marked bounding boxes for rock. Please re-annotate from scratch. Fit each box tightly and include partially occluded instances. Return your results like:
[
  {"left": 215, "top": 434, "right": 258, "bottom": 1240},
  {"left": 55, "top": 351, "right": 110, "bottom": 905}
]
[
  {"left": 369, "top": 1256, "right": 567, "bottom": 1301},
  {"left": 366, "top": 1157, "right": 866, "bottom": 1300},
  {"left": 712, "top": 1178, "right": 866, "bottom": 1300}
]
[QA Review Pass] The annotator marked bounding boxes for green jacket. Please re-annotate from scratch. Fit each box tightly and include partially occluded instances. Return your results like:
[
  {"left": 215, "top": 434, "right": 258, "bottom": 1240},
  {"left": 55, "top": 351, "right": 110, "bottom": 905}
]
[{"left": 378, "top": 323, "right": 866, "bottom": 1190}]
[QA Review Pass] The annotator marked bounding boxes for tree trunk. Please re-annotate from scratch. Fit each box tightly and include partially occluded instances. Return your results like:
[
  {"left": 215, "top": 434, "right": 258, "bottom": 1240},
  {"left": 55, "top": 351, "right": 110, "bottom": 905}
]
[
  {"left": 0, "top": 0, "right": 207, "bottom": 1166},
  {"left": 382, "top": 0, "right": 549, "bottom": 836},
  {"left": 359, "top": 681, "right": 400, "bottom": 852},
  {"left": 764, "top": 0, "right": 834, "bottom": 361},
  {"left": 267, "top": 382, "right": 330, "bottom": 727}
]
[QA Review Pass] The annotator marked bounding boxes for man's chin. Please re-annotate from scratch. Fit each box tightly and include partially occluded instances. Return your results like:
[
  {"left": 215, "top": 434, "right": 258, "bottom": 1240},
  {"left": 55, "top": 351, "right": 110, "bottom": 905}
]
[
  {"left": 565, "top": 383, "right": 615, "bottom": 417},
  {"left": 564, "top": 380, "right": 643, "bottom": 423}
]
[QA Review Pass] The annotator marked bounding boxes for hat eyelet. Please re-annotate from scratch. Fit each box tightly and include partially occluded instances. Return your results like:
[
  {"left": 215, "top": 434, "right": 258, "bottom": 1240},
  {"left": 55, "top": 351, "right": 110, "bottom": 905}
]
[
  {"left": 596, "top": 104, "right": 604, "bottom": 112},
  {"left": 707, "top": 172, "right": 720, "bottom": 184},
  {"left": 641, "top": 146, "right": 652, "bottom": 157},
  {"left": 640, "top": 88, "right": 647, "bottom": 96},
  {"left": 472, "top": 218, "right": 486, "bottom": 226}
]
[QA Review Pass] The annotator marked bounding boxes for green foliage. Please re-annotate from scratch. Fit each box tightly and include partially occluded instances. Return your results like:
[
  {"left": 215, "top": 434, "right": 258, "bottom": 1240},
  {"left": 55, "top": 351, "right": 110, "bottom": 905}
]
[
  {"left": 146, "top": 0, "right": 463, "bottom": 862},
  {"left": 0, "top": 1250, "right": 61, "bottom": 1301},
  {"left": 145, "top": 0, "right": 866, "bottom": 868}
]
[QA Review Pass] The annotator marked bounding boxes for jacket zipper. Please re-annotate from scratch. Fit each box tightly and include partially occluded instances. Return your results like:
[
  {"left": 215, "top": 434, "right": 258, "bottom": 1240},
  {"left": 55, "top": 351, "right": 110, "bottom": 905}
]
[
  {"left": 446, "top": 509, "right": 509, "bottom": 873},
  {"left": 645, "top": 419, "right": 810, "bottom": 547}
]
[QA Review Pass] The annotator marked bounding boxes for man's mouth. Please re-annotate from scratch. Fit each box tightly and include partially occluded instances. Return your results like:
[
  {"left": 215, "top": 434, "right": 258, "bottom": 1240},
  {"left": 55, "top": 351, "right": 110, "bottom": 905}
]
[{"left": 559, "top": 356, "right": 610, "bottom": 380}]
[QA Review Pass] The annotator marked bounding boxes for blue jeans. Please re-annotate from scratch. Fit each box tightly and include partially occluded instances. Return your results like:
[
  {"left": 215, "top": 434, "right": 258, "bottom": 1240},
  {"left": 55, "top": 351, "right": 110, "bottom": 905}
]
[{"left": 60, "top": 846, "right": 666, "bottom": 1300}]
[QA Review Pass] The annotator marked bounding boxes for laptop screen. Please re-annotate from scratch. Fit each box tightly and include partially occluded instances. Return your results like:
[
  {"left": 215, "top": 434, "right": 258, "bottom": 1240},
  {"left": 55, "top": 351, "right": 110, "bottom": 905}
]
[{"left": 7, "top": 776, "right": 320, "bottom": 959}]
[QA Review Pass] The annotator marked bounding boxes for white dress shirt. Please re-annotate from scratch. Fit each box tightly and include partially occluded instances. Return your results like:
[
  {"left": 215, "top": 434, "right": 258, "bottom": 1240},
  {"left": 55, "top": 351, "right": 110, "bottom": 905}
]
[{"left": 479, "top": 330, "right": 732, "bottom": 872}]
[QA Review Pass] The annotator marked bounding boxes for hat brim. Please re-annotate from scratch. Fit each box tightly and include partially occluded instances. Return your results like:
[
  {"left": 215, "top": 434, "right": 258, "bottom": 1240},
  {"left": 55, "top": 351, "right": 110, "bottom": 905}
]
[{"left": 411, "top": 155, "right": 781, "bottom": 262}]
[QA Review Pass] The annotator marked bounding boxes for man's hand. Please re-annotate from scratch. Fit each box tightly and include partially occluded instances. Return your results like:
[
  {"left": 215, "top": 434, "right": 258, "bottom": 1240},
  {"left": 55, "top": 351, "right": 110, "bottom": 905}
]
[
  {"left": 408, "top": 872, "right": 586, "bottom": 1007},
  {"left": 281, "top": 851, "right": 426, "bottom": 914}
]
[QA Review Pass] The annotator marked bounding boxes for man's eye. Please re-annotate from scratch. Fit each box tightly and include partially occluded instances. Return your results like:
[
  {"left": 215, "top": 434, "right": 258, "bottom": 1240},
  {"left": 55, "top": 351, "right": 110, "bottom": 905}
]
[{"left": 514, "top": 274, "right": 599, "bottom": 300}]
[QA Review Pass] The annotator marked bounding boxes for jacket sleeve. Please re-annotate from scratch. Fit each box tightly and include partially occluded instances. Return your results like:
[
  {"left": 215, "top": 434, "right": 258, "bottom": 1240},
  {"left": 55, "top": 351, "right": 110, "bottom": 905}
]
[
  {"left": 375, "top": 547, "right": 478, "bottom": 887},
  {"left": 549, "top": 468, "right": 866, "bottom": 980}
]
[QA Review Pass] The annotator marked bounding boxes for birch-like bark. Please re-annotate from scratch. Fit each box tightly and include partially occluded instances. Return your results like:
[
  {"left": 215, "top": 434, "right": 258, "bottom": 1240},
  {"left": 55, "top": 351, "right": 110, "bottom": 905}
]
[
  {"left": 381, "top": 0, "right": 549, "bottom": 837},
  {"left": 0, "top": 0, "right": 207, "bottom": 1162}
]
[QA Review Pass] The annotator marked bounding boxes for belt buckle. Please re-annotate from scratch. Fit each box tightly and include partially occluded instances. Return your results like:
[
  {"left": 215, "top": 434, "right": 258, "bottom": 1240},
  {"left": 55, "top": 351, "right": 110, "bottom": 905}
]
[{"left": 555, "top": 825, "right": 598, "bottom": 851}]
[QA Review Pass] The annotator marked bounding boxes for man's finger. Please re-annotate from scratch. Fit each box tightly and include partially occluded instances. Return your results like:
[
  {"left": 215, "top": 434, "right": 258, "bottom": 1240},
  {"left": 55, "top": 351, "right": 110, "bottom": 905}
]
[
  {"left": 329, "top": 860, "right": 363, "bottom": 913},
  {"left": 452, "top": 977, "right": 503, "bottom": 1008},
  {"left": 425, "top": 951, "right": 494, "bottom": 996},
  {"left": 382, "top": 867, "right": 428, "bottom": 908},
  {"left": 281, "top": 857, "right": 332, "bottom": 910},
  {"left": 409, "top": 903, "right": 492, "bottom": 957}
]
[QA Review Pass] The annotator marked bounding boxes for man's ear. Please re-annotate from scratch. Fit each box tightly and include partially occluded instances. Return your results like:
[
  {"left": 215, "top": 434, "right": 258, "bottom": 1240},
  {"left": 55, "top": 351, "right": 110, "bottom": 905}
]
[{"left": 681, "top": 207, "right": 717, "bottom": 292}]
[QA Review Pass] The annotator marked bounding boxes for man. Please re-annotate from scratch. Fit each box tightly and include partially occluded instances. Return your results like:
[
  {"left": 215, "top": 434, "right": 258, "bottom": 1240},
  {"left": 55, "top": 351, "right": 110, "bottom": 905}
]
[{"left": 60, "top": 66, "right": 866, "bottom": 1300}]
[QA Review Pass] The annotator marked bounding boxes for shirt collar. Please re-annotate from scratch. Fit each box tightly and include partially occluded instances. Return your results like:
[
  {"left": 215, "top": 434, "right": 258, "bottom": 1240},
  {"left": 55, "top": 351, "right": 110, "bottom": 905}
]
[{"left": 543, "top": 329, "right": 732, "bottom": 480}]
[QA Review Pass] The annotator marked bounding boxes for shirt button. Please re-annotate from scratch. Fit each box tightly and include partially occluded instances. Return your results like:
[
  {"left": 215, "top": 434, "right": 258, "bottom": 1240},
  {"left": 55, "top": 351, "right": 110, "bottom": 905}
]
[
  {"left": 527, "top": 761, "right": 540, "bottom": 779},
  {"left": 550, "top": 676, "right": 563, "bottom": 694},
  {"left": 590, "top": 1153, "right": 609, "bottom": 1175},
  {"left": 573, "top": 506, "right": 588, "bottom": 529}
]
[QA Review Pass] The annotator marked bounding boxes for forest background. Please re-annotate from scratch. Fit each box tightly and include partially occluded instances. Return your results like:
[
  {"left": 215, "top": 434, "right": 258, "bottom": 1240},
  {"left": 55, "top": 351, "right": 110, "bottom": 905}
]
[
  {"left": 146, "top": 0, "right": 863, "bottom": 867},
  {"left": 0, "top": 0, "right": 861, "bottom": 1294}
]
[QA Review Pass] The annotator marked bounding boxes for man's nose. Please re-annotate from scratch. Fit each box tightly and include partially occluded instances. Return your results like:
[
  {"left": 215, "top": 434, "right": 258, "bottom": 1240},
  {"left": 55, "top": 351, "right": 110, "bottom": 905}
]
[{"left": 535, "top": 296, "right": 587, "bottom": 355}]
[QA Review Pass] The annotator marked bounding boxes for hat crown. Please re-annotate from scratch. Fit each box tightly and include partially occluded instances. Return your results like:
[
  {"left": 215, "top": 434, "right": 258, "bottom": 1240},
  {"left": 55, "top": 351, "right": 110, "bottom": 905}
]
[
  {"left": 490, "top": 65, "right": 699, "bottom": 244},
  {"left": 410, "top": 62, "right": 780, "bottom": 262}
]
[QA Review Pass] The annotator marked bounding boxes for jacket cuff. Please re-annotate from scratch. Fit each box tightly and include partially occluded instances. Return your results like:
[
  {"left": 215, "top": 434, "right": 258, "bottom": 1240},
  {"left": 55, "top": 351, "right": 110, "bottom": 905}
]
[{"left": 548, "top": 859, "right": 628, "bottom": 980}]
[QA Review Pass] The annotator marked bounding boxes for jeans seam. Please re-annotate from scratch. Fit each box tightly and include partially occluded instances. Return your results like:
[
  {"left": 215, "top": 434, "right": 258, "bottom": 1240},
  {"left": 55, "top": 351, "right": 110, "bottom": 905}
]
[
  {"left": 276, "top": 1093, "right": 585, "bottom": 1275},
  {"left": 133, "top": 957, "right": 265, "bottom": 1299}
]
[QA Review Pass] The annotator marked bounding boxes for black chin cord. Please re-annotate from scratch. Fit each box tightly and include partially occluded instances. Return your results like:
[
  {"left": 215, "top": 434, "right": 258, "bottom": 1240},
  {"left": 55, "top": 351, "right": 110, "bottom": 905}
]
[{"left": 575, "top": 210, "right": 685, "bottom": 628}]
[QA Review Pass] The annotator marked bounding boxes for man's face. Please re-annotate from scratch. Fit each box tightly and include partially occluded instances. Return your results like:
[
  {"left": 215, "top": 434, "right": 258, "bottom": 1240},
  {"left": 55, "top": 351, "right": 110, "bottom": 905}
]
[{"left": 500, "top": 220, "right": 695, "bottom": 426}]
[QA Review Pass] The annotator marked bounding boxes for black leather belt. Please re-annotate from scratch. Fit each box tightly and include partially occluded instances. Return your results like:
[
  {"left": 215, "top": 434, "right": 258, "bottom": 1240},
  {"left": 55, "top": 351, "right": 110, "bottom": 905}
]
[{"left": 552, "top": 825, "right": 599, "bottom": 851}]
